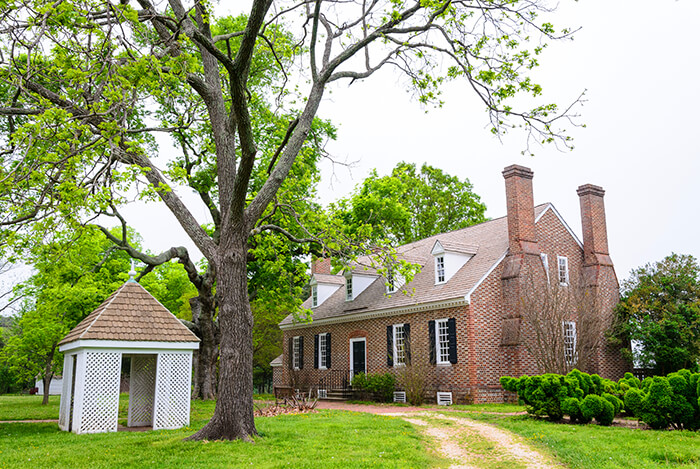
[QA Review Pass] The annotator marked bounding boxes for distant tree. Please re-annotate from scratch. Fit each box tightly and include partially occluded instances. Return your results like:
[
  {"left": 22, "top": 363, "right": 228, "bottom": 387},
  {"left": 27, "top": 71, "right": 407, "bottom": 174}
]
[
  {"left": 335, "top": 162, "right": 487, "bottom": 245},
  {"left": 614, "top": 253, "right": 700, "bottom": 374}
]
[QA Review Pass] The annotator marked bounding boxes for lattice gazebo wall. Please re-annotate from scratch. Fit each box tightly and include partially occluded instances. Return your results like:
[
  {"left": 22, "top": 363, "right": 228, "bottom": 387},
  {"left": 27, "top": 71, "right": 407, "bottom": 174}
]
[{"left": 58, "top": 347, "right": 196, "bottom": 434}]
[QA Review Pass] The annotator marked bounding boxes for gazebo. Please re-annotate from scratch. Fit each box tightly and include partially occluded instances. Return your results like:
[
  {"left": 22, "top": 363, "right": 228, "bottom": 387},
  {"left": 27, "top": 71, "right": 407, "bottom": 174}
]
[{"left": 57, "top": 277, "right": 200, "bottom": 434}]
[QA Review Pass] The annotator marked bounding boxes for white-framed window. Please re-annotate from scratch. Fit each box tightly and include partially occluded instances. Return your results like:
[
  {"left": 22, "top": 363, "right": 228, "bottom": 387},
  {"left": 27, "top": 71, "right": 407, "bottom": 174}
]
[
  {"left": 293, "top": 336, "right": 301, "bottom": 369},
  {"left": 346, "top": 276, "right": 353, "bottom": 301},
  {"left": 557, "top": 256, "right": 569, "bottom": 286},
  {"left": 563, "top": 321, "right": 577, "bottom": 365},
  {"left": 311, "top": 285, "right": 318, "bottom": 307},
  {"left": 436, "top": 318, "right": 450, "bottom": 365},
  {"left": 393, "top": 324, "right": 406, "bottom": 366},
  {"left": 435, "top": 255, "right": 446, "bottom": 284},
  {"left": 319, "top": 333, "right": 328, "bottom": 369},
  {"left": 386, "top": 269, "right": 396, "bottom": 293},
  {"left": 540, "top": 253, "right": 549, "bottom": 282}
]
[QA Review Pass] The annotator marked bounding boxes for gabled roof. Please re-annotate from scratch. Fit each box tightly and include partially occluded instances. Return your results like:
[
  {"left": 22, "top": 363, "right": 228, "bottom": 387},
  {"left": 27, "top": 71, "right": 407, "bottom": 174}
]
[
  {"left": 281, "top": 204, "right": 551, "bottom": 327},
  {"left": 59, "top": 281, "right": 200, "bottom": 345},
  {"left": 311, "top": 273, "right": 345, "bottom": 285}
]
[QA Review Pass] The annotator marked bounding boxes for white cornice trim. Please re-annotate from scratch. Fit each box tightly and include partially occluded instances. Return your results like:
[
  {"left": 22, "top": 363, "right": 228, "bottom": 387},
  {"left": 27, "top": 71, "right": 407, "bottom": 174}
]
[
  {"left": 59, "top": 339, "right": 200, "bottom": 353},
  {"left": 280, "top": 297, "right": 468, "bottom": 330},
  {"left": 464, "top": 251, "right": 508, "bottom": 303},
  {"left": 536, "top": 203, "right": 583, "bottom": 248}
]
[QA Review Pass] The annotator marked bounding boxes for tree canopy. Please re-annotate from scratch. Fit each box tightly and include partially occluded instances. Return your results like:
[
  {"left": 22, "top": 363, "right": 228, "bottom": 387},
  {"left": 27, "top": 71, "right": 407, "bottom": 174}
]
[
  {"left": 334, "top": 162, "right": 487, "bottom": 245},
  {"left": 0, "top": 0, "right": 581, "bottom": 440},
  {"left": 615, "top": 253, "right": 700, "bottom": 374}
]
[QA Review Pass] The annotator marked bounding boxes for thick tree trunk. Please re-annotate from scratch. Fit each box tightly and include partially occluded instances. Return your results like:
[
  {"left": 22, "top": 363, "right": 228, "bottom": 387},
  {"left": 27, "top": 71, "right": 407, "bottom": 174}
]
[
  {"left": 191, "top": 293, "right": 218, "bottom": 400},
  {"left": 41, "top": 347, "right": 55, "bottom": 405},
  {"left": 187, "top": 235, "right": 256, "bottom": 441}
]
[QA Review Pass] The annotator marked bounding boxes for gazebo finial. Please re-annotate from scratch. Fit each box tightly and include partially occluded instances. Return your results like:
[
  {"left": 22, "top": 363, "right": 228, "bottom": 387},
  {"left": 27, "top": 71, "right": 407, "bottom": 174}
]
[{"left": 128, "top": 259, "right": 137, "bottom": 282}]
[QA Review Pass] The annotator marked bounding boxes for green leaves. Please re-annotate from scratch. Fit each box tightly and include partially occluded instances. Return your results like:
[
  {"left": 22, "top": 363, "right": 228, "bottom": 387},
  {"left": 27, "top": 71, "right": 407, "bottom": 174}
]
[
  {"left": 334, "top": 161, "right": 487, "bottom": 245},
  {"left": 615, "top": 253, "right": 700, "bottom": 374}
]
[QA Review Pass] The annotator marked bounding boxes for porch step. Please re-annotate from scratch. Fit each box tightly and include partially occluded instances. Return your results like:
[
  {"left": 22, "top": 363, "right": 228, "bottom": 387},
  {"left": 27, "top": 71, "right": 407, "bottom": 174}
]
[{"left": 319, "top": 389, "right": 353, "bottom": 401}]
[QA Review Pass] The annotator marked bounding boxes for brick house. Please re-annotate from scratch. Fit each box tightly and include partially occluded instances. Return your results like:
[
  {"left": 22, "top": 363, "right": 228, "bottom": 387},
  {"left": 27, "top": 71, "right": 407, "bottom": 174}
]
[{"left": 275, "top": 165, "right": 628, "bottom": 403}]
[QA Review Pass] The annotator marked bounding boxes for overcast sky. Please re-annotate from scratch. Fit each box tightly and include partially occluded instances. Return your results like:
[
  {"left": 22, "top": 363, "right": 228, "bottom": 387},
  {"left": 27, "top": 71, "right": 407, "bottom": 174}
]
[{"left": 87, "top": 0, "right": 700, "bottom": 286}]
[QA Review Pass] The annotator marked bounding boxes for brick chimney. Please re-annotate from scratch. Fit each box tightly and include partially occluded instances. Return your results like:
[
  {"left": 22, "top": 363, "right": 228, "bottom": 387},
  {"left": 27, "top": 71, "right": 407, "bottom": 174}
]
[
  {"left": 311, "top": 257, "right": 332, "bottom": 275},
  {"left": 503, "top": 165, "right": 539, "bottom": 255},
  {"left": 577, "top": 184, "right": 613, "bottom": 267}
]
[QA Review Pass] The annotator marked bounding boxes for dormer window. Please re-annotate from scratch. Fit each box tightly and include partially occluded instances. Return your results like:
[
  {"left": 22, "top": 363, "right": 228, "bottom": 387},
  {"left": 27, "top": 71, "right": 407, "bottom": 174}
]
[
  {"left": 312, "top": 285, "right": 318, "bottom": 307},
  {"left": 435, "top": 256, "right": 446, "bottom": 284},
  {"left": 430, "top": 240, "right": 476, "bottom": 286},
  {"left": 346, "top": 276, "right": 353, "bottom": 301},
  {"left": 387, "top": 269, "right": 396, "bottom": 293}
]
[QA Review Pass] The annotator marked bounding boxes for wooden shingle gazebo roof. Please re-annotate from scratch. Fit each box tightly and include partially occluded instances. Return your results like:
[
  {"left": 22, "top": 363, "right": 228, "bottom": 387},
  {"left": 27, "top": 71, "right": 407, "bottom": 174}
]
[{"left": 59, "top": 280, "right": 200, "bottom": 346}]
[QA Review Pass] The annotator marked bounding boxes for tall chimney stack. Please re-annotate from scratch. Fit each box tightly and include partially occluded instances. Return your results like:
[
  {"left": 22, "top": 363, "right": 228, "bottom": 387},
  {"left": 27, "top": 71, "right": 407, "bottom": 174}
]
[
  {"left": 577, "top": 184, "right": 613, "bottom": 267},
  {"left": 502, "top": 165, "right": 538, "bottom": 255}
]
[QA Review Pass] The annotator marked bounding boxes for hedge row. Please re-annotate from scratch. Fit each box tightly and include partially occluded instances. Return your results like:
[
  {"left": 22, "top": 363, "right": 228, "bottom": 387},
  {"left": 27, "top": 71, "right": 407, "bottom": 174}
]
[{"left": 501, "top": 369, "right": 700, "bottom": 430}]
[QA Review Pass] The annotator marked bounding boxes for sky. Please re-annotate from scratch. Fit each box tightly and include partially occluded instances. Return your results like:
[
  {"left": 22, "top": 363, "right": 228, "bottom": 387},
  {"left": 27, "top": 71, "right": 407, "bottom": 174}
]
[{"left": 3, "top": 0, "right": 696, "bottom": 310}]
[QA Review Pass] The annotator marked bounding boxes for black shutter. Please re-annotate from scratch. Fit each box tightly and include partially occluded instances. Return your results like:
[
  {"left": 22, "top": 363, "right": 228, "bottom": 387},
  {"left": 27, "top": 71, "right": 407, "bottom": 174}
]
[
  {"left": 387, "top": 325, "right": 394, "bottom": 367},
  {"left": 429, "top": 320, "right": 436, "bottom": 365},
  {"left": 404, "top": 323, "right": 411, "bottom": 364},
  {"left": 326, "top": 333, "right": 332, "bottom": 369},
  {"left": 448, "top": 318, "right": 458, "bottom": 364},
  {"left": 299, "top": 335, "right": 304, "bottom": 369},
  {"left": 314, "top": 334, "right": 319, "bottom": 369},
  {"left": 289, "top": 337, "right": 293, "bottom": 369}
]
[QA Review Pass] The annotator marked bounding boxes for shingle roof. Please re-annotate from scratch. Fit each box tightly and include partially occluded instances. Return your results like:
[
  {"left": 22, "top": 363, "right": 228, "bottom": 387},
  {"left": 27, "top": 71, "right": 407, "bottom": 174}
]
[
  {"left": 270, "top": 354, "right": 283, "bottom": 367},
  {"left": 312, "top": 273, "right": 346, "bottom": 285},
  {"left": 280, "top": 204, "right": 549, "bottom": 327},
  {"left": 59, "top": 281, "right": 200, "bottom": 345}
]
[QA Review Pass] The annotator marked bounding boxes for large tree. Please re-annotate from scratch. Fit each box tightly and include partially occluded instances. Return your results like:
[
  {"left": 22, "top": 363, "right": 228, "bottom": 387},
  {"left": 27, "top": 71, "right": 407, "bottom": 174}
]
[
  {"left": 0, "top": 0, "right": 580, "bottom": 440},
  {"left": 615, "top": 253, "right": 700, "bottom": 374},
  {"left": 334, "top": 161, "right": 487, "bottom": 244}
]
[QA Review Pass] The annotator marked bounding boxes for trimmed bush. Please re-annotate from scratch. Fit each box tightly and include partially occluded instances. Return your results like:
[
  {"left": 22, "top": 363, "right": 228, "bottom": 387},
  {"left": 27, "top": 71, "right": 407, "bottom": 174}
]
[
  {"left": 624, "top": 387, "right": 644, "bottom": 417},
  {"left": 581, "top": 394, "right": 604, "bottom": 422},
  {"left": 561, "top": 397, "right": 584, "bottom": 423},
  {"left": 597, "top": 398, "right": 615, "bottom": 426},
  {"left": 602, "top": 392, "right": 623, "bottom": 416},
  {"left": 351, "top": 372, "right": 396, "bottom": 402}
]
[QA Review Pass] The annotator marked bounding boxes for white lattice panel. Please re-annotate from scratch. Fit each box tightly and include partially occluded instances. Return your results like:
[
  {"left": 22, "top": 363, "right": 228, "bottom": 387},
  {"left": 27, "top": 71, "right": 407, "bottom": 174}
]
[
  {"left": 128, "top": 355, "right": 157, "bottom": 427},
  {"left": 58, "top": 354, "right": 74, "bottom": 431},
  {"left": 154, "top": 353, "right": 192, "bottom": 430},
  {"left": 78, "top": 352, "right": 121, "bottom": 434}
]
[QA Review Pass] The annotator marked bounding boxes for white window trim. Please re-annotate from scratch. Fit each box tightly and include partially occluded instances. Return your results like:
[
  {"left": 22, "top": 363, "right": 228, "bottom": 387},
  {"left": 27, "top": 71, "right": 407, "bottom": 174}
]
[
  {"left": 292, "top": 336, "right": 301, "bottom": 370},
  {"left": 563, "top": 321, "right": 577, "bottom": 365},
  {"left": 557, "top": 256, "right": 569, "bottom": 286},
  {"left": 540, "top": 253, "right": 549, "bottom": 283},
  {"left": 318, "top": 333, "right": 328, "bottom": 370},
  {"left": 393, "top": 323, "right": 406, "bottom": 366},
  {"left": 435, "top": 318, "right": 451, "bottom": 366},
  {"left": 435, "top": 255, "right": 446, "bottom": 285},
  {"left": 346, "top": 275, "right": 353, "bottom": 301},
  {"left": 311, "top": 285, "right": 318, "bottom": 307}
]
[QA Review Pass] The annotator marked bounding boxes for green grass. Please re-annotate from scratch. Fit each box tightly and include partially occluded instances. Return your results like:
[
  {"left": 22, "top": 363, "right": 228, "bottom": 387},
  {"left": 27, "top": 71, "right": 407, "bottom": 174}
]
[
  {"left": 463, "top": 412, "right": 700, "bottom": 469},
  {"left": 445, "top": 403, "right": 525, "bottom": 414},
  {"left": 0, "top": 396, "right": 439, "bottom": 469},
  {"left": 0, "top": 395, "right": 61, "bottom": 421}
]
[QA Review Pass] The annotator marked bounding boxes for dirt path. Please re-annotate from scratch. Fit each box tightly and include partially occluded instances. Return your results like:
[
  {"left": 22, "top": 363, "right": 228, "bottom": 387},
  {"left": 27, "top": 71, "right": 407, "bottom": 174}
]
[{"left": 388, "top": 412, "right": 557, "bottom": 469}]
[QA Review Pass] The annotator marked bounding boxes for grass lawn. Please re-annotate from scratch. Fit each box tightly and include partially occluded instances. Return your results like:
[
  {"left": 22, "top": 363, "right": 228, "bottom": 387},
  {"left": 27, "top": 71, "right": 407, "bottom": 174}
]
[
  {"left": 0, "top": 395, "right": 61, "bottom": 421},
  {"left": 463, "top": 412, "right": 700, "bottom": 469},
  {"left": 0, "top": 396, "right": 440, "bottom": 469}
]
